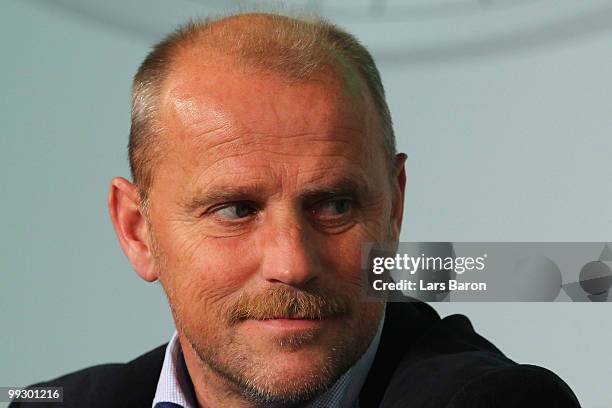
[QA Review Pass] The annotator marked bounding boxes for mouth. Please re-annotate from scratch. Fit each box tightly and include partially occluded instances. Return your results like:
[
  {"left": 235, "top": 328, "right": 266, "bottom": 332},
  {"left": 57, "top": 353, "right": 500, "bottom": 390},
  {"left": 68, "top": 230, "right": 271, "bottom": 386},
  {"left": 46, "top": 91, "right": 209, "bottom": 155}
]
[
  {"left": 246, "top": 315, "right": 329, "bottom": 330},
  {"left": 261, "top": 314, "right": 323, "bottom": 320}
]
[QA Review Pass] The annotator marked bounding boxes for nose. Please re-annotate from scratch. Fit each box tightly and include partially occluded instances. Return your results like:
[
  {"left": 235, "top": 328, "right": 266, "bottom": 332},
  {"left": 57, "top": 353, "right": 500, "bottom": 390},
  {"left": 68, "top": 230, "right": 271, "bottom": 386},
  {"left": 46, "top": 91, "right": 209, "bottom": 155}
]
[{"left": 259, "top": 210, "right": 321, "bottom": 287}]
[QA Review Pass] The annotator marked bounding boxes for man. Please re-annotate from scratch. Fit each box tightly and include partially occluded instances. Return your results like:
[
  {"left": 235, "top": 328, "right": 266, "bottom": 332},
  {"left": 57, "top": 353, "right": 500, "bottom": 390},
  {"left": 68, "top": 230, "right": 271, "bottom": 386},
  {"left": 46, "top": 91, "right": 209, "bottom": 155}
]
[{"left": 12, "top": 12, "right": 580, "bottom": 408}]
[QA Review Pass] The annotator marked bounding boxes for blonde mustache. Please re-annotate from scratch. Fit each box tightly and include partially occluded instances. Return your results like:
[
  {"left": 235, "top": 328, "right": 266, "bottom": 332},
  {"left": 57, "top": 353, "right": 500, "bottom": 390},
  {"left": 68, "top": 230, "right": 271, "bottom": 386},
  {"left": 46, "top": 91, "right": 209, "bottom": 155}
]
[{"left": 226, "top": 286, "right": 352, "bottom": 325}]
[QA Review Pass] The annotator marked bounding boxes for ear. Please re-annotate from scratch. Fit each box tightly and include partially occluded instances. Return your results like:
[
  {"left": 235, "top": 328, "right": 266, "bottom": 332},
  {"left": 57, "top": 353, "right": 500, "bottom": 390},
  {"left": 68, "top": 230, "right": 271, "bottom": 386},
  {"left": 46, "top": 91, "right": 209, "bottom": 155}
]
[
  {"left": 108, "top": 177, "right": 159, "bottom": 282},
  {"left": 390, "top": 153, "right": 408, "bottom": 241}
]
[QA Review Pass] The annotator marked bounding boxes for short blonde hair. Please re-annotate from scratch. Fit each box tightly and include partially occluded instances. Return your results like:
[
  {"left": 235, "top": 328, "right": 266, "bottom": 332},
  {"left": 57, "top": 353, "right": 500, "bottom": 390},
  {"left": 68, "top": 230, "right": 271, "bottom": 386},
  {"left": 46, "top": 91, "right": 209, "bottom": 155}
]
[{"left": 129, "top": 12, "right": 396, "bottom": 200}]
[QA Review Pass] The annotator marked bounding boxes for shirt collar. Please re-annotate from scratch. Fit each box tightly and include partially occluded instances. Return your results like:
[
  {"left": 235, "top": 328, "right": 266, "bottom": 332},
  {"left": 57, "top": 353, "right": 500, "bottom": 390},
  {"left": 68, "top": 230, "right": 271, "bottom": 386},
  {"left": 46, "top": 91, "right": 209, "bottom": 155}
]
[
  {"left": 152, "top": 330, "right": 197, "bottom": 408},
  {"left": 153, "top": 310, "right": 385, "bottom": 408}
]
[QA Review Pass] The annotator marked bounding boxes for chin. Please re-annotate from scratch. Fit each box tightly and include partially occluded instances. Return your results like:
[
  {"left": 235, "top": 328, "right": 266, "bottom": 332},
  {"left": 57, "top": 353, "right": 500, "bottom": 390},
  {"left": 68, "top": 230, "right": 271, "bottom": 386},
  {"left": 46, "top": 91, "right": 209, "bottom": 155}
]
[{"left": 241, "top": 353, "right": 340, "bottom": 405}]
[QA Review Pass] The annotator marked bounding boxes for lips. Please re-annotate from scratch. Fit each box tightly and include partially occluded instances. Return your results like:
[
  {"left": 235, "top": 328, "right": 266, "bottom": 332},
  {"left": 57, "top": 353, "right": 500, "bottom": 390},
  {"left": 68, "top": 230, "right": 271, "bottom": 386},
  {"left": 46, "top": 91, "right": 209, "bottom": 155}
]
[
  {"left": 253, "top": 318, "right": 322, "bottom": 328},
  {"left": 260, "top": 315, "right": 322, "bottom": 320},
  {"left": 244, "top": 316, "right": 328, "bottom": 330}
]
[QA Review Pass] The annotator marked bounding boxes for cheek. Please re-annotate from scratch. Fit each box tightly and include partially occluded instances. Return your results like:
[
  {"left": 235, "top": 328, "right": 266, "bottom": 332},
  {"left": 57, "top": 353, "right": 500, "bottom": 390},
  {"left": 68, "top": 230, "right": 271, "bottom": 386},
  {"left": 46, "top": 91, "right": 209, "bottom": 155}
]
[
  {"left": 319, "top": 233, "right": 385, "bottom": 339},
  {"left": 158, "top": 229, "right": 260, "bottom": 319},
  {"left": 361, "top": 198, "right": 393, "bottom": 242},
  {"left": 318, "top": 230, "right": 368, "bottom": 290}
]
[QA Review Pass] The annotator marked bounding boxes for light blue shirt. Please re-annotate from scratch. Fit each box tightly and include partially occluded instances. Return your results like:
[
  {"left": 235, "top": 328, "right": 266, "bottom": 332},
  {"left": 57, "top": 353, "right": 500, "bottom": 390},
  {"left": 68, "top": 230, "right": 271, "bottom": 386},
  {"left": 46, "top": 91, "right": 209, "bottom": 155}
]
[{"left": 153, "top": 311, "right": 385, "bottom": 408}]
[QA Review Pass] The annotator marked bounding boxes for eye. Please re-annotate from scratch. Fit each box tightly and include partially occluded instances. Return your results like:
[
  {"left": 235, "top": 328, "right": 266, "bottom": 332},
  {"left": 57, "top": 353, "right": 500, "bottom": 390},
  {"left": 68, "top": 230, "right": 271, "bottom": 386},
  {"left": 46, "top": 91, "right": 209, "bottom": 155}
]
[
  {"left": 311, "top": 198, "right": 354, "bottom": 221},
  {"left": 212, "top": 202, "right": 258, "bottom": 220}
]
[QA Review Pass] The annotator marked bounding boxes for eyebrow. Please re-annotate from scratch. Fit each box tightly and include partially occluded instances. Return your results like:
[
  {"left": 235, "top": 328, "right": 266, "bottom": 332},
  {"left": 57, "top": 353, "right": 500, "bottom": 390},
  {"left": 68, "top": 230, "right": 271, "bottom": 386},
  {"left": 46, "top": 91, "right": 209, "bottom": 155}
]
[
  {"left": 182, "top": 177, "right": 372, "bottom": 212},
  {"left": 299, "top": 178, "right": 369, "bottom": 203},
  {"left": 182, "top": 185, "right": 269, "bottom": 213}
]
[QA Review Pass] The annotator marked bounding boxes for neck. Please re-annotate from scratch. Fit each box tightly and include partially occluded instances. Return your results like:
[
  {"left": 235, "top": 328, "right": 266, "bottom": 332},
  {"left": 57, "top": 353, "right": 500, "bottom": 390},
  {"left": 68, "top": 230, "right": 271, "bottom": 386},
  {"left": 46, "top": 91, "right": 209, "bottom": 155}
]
[{"left": 179, "top": 333, "right": 262, "bottom": 408}]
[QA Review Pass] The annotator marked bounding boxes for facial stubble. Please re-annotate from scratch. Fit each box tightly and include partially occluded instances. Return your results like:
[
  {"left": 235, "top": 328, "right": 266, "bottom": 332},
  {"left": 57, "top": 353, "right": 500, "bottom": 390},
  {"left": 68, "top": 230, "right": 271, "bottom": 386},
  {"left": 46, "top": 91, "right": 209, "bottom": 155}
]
[
  {"left": 179, "top": 286, "right": 382, "bottom": 406},
  {"left": 148, "top": 218, "right": 386, "bottom": 406}
]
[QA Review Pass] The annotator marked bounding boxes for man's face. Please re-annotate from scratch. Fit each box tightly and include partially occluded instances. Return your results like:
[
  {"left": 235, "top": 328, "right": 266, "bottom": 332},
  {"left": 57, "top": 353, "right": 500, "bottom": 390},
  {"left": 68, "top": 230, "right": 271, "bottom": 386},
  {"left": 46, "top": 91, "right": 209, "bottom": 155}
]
[{"left": 145, "top": 57, "right": 401, "bottom": 404}]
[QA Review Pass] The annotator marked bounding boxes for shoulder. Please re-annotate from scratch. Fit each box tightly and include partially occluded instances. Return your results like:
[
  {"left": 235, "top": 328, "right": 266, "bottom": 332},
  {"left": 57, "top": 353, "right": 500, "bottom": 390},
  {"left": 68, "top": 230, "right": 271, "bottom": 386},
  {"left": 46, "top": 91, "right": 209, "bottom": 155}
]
[
  {"left": 382, "top": 351, "right": 580, "bottom": 408},
  {"left": 447, "top": 363, "right": 581, "bottom": 408},
  {"left": 372, "top": 303, "right": 580, "bottom": 407},
  {"left": 9, "top": 344, "right": 167, "bottom": 408}
]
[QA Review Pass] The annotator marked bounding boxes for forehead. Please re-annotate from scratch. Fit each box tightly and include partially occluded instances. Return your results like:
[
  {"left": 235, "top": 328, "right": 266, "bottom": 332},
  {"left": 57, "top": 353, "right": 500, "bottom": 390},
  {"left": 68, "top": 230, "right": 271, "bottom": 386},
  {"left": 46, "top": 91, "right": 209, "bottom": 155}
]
[
  {"left": 163, "top": 54, "right": 369, "bottom": 131},
  {"left": 152, "top": 56, "right": 383, "bottom": 194}
]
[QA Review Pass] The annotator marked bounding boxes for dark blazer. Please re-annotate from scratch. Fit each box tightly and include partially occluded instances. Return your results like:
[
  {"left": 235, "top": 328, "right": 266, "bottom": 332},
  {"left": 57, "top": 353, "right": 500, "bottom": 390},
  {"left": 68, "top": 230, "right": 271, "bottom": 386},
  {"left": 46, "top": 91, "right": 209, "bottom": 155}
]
[{"left": 10, "top": 302, "right": 581, "bottom": 408}]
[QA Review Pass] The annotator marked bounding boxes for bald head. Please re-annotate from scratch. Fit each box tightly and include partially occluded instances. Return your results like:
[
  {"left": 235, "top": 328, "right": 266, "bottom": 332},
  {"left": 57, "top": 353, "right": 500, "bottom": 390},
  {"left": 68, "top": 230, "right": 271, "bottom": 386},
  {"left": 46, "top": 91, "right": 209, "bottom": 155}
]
[{"left": 129, "top": 12, "right": 395, "bottom": 202}]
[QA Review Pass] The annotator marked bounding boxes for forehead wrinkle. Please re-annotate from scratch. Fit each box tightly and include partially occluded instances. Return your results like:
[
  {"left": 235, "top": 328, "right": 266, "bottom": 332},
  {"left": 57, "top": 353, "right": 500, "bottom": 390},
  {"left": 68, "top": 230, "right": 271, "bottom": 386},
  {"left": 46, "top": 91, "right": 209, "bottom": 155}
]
[
  {"left": 168, "top": 94, "right": 367, "bottom": 159},
  {"left": 194, "top": 130, "right": 366, "bottom": 166},
  {"left": 182, "top": 154, "right": 353, "bottom": 200},
  {"left": 191, "top": 160, "right": 273, "bottom": 187},
  {"left": 199, "top": 150, "right": 360, "bottom": 182},
  {"left": 186, "top": 150, "right": 373, "bottom": 197},
  {"left": 182, "top": 130, "right": 372, "bottom": 197}
]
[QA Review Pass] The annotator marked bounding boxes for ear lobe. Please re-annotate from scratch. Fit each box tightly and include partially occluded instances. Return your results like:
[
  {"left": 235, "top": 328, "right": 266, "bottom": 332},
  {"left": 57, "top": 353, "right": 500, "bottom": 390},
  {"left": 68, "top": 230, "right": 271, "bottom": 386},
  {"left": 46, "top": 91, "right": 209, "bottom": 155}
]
[
  {"left": 390, "top": 153, "right": 408, "bottom": 241},
  {"left": 108, "top": 177, "right": 158, "bottom": 282}
]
